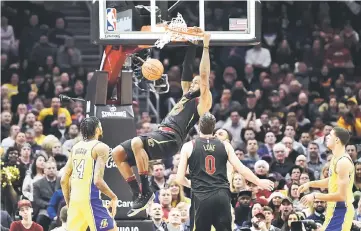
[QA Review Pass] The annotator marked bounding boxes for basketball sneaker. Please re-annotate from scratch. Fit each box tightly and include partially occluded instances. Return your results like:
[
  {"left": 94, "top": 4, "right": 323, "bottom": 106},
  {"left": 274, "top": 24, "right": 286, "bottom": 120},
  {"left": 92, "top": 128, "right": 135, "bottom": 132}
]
[
  {"left": 126, "top": 193, "right": 141, "bottom": 217},
  {"left": 127, "top": 191, "right": 154, "bottom": 217}
]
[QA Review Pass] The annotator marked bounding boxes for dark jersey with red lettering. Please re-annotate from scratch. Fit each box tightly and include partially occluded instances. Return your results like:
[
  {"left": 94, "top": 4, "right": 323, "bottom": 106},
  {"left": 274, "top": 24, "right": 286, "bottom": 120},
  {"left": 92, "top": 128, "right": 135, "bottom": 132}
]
[
  {"left": 188, "top": 137, "right": 229, "bottom": 196},
  {"left": 160, "top": 91, "right": 200, "bottom": 142}
]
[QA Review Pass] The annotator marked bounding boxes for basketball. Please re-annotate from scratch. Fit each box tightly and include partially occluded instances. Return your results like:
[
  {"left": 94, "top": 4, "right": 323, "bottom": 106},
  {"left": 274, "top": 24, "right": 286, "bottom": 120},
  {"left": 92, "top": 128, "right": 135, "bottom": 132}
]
[{"left": 141, "top": 59, "right": 164, "bottom": 81}]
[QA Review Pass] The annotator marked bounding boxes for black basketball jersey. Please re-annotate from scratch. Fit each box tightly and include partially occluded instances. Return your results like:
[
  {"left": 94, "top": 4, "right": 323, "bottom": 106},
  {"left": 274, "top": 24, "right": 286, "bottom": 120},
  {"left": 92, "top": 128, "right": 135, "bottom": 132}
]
[
  {"left": 188, "top": 137, "right": 229, "bottom": 196},
  {"left": 160, "top": 91, "right": 200, "bottom": 142}
]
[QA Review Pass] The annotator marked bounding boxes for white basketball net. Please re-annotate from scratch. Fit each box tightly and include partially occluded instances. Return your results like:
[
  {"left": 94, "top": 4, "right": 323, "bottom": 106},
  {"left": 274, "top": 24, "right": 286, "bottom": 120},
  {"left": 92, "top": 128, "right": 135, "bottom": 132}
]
[{"left": 155, "top": 13, "right": 203, "bottom": 49}]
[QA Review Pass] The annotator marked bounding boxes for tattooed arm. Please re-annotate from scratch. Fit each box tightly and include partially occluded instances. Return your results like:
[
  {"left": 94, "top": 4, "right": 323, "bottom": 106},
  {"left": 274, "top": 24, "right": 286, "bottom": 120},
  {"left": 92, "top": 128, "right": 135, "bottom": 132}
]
[
  {"left": 93, "top": 143, "right": 117, "bottom": 200},
  {"left": 60, "top": 153, "right": 73, "bottom": 206}
]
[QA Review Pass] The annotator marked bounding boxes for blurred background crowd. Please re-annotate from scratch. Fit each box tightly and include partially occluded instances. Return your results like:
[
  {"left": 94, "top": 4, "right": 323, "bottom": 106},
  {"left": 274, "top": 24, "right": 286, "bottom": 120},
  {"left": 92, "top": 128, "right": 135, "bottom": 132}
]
[{"left": 1, "top": 1, "right": 361, "bottom": 231}]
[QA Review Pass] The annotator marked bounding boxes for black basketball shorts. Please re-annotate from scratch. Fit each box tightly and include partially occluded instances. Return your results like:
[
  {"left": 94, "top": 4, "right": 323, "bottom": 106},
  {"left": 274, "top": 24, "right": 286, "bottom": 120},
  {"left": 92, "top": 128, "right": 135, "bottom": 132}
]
[
  {"left": 192, "top": 189, "right": 232, "bottom": 231},
  {"left": 120, "top": 130, "right": 180, "bottom": 166}
]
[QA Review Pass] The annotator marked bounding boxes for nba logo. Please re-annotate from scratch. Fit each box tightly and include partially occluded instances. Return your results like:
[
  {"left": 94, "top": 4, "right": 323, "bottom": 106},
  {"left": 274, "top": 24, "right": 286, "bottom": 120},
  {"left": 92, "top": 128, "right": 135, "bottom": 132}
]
[{"left": 106, "top": 8, "right": 117, "bottom": 31}]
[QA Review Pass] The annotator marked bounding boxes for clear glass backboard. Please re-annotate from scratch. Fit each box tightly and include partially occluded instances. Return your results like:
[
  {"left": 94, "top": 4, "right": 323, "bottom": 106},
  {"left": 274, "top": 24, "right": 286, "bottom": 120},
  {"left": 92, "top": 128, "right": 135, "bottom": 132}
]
[{"left": 91, "top": 0, "right": 261, "bottom": 46}]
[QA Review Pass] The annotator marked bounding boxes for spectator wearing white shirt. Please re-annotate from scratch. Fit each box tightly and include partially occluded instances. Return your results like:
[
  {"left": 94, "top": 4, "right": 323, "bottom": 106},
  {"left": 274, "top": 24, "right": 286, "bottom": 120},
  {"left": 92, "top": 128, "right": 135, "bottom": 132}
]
[
  {"left": 245, "top": 44, "right": 272, "bottom": 69},
  {"left": 314, "top": 124, "right": 333, "bottom": 155},
  {"left": 167, "top": 208, "right": 182, "bottom": 231},
  {"left": 1, "top": 16, "right": 17, "bottom": 56},
  {"left": 22, "top": 154, "right": 47, "bottom": 201},
  {"left": 50, "top": 207, "right": 67, "bottom": 231},
  {"left": 222, "top": 110, "right": 243, "bottom": 148},
  {"left": 1, "top": 125, "right": 20, "bottom": 152}
]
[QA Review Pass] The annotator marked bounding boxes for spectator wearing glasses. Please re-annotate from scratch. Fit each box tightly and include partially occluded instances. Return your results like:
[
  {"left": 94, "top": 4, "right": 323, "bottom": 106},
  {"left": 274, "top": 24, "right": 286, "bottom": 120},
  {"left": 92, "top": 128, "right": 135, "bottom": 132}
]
[
  {"left": 283, "top": 126, "right": 304, "bottom": 154},
  {"left": 270, "top": 143, "right": 293, "bottom": 177},
  {"left": 299, "top": 173, "right": 311, "bottom": 195},
  {"left": 306, "top": 199, "right": 326, "bottom": 224}
]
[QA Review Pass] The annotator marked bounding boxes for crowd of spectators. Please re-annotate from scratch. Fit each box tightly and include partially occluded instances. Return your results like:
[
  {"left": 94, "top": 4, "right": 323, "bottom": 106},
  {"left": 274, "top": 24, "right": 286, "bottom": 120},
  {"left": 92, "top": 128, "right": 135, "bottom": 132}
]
[{"left": 1, "top": 1, "right": 361, "bottom": 231}]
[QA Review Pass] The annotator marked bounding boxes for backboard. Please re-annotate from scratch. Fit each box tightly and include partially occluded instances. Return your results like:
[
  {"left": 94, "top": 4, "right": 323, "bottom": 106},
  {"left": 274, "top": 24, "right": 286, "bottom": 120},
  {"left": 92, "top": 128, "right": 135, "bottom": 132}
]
[{"left": 91, "top": 0, "right": 261, "bottom": 46}]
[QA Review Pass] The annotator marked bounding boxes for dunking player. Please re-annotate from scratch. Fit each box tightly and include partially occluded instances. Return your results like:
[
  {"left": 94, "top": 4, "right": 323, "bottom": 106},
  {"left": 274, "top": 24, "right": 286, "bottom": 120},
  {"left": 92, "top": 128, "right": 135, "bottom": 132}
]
[
  {"left": 176, "top": 113, "right": 274, "bottom": 230},
  {"left": 61, "top": 117, "right": 117, "bottom": 231},
  {"left": 112, "top": 33, "right": 213, "bottom": 216},
  {"left": 299, "top": 127, "right": 354, "bottom": 231}
]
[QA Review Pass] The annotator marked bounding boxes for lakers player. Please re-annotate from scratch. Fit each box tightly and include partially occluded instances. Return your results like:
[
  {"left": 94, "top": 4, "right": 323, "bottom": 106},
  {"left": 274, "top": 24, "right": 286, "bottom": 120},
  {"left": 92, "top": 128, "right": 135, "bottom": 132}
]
[
  {"left": 61, "top": 117, "right": 117, "bottom": 231},
  {"left": 299, "top": 127, "right": 354, "bottom": 231}
]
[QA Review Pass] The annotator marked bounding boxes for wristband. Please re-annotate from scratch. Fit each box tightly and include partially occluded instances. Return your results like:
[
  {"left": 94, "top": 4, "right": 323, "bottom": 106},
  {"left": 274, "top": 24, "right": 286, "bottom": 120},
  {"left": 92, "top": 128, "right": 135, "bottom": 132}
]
[{"left": 204, "top": 46, "right": 209, "bottom": 49}]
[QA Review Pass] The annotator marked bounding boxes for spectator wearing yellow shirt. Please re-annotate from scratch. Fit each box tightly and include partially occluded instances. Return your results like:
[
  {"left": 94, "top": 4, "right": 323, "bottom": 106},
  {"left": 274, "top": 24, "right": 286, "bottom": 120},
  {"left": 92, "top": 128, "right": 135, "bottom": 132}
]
[
  {"left": 30, "top": 72, "right": 45, "bottom": 93},
  {"left": 37, "top": 97, "right": 71, "bottom": 134},
  {"left": 33, "top": 121, "right": 46, "bottom": 145},
  {"left": 168, "top": 180, "right": 191, "bottom": 208},
  {"left": 337, "top": 97, "right": 361, "bottom": 141},
  {"left": 2, "top": 72, "right": 19, "bottom": 98}
]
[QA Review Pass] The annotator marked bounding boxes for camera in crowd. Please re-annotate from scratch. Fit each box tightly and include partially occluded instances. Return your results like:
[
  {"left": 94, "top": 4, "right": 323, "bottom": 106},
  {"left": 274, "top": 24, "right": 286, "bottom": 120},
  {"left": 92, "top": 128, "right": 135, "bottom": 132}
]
[{"left": 291, "top": 220, "right": 318, "bottom": 231}]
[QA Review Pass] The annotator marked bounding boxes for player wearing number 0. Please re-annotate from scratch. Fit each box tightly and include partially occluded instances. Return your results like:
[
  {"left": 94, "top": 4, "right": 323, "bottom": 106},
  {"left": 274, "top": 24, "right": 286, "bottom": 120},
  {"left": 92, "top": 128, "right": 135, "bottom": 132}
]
[
  {"left": 60, "top": 117, "right": 118, "bottom": 231},
  {"left": 299, "top": 127, "right": 354, "bottom": 231},
  {"left": 176, "top": 113, "right": 274, "bottom": 231},
  {"left": 111, "top": 32, "right": 213, "bottom": 217}
]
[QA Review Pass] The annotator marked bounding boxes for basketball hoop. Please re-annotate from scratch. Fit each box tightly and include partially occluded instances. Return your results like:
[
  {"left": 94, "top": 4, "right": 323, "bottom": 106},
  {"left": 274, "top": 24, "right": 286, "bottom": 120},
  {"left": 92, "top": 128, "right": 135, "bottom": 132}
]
[{"left": 154, "top": 13, "right": 204, "bottom": 49}]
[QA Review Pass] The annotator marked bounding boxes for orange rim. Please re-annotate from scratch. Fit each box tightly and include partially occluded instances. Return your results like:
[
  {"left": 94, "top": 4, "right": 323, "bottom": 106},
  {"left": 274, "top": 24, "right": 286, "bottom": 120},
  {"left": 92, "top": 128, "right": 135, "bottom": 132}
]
[
  {"left": 165, "top": 25, "right": 204, "bottom": 38},
  {"left": 141, "top": 25, "right": 204, "bottom": 37},
  {"left": 139, "top": 25, "right": 204, "bottom": 45}
]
